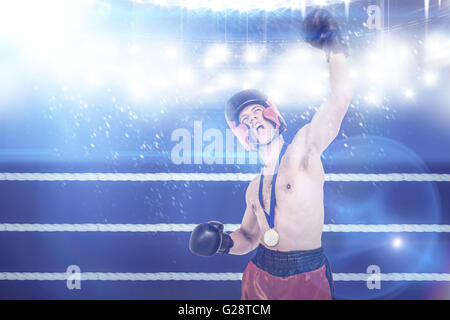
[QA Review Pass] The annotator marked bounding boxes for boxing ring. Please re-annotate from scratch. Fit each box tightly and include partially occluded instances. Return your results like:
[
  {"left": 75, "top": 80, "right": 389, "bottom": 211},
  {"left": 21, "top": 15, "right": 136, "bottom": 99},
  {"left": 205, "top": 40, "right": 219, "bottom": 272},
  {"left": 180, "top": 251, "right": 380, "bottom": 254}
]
[
  {"left": 0, "top": 0, "right": 450, "bottom": 300},
  {"left": 0, "top": 169, "right": 449, "bottom": 299}
]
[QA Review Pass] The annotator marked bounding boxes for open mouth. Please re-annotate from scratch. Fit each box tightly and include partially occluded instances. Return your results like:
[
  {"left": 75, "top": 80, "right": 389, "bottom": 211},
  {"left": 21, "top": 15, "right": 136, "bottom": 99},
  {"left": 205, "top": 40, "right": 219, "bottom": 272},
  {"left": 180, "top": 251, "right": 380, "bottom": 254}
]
[{"left": 255, "top": 124, "right": 264, "bottom": 132}]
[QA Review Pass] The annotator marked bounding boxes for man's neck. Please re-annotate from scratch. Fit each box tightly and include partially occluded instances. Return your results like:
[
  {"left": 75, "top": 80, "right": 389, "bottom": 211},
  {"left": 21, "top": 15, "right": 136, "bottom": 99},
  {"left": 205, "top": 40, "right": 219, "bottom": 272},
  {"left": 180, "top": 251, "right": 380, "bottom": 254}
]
[{"left": 258, "top": 135, "right": 285, "bottom": 175}]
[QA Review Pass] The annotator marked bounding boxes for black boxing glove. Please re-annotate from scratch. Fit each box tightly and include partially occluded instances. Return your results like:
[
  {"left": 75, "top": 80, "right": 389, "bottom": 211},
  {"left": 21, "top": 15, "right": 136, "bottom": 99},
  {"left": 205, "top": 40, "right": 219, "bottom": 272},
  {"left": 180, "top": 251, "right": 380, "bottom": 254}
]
[
  {"left": 189, "top": 221, "right": 234, "bottom": 257},
  {"left": 301, "top": 8, "right": 348, "bottom": 58}
]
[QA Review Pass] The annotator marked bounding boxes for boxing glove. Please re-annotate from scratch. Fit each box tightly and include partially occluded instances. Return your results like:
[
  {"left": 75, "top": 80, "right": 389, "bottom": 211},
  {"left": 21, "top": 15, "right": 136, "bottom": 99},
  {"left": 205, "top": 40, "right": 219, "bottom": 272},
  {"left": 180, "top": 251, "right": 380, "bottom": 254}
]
[
  {"left": 301, "top": 8, "right": 348, "bottom": 57},
  {"left": 189, "top": 221, "right": 234, "bottom": 256}
]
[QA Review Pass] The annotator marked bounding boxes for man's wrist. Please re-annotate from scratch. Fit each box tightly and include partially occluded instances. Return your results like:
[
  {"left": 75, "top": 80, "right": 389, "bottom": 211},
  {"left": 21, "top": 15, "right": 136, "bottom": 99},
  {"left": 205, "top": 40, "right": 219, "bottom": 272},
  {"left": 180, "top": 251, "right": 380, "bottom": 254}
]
[{"left": 218, "top": 233, "right": 234, "bottom": 254}]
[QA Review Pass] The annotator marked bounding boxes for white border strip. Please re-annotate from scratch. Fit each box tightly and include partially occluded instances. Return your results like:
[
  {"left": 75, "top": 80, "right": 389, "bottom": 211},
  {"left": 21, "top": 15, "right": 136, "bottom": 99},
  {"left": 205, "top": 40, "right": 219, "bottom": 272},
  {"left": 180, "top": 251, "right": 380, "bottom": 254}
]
[
  {"left": 0, "top": 173, "right": 449, "bottom": 182},
  {"left": 0, "top": 224, "right": 449, "bottom": 232},
  {"left": 1, "top": 272, "right": 449, "bottom": 281}
]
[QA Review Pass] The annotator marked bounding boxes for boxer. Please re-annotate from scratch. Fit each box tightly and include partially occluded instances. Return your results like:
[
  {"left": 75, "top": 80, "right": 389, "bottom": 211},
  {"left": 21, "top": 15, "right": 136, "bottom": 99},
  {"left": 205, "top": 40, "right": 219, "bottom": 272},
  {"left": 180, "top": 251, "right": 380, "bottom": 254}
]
[{"left": 190, "top": 8, "right": 352, "bottom": 300}]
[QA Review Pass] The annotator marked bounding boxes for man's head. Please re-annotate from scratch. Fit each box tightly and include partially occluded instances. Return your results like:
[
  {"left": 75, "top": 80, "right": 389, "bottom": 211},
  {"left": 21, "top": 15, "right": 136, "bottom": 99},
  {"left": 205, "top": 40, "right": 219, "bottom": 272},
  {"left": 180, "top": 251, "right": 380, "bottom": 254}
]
[{"left": 225, "top": 89, "right": 287, "bottom": 150}]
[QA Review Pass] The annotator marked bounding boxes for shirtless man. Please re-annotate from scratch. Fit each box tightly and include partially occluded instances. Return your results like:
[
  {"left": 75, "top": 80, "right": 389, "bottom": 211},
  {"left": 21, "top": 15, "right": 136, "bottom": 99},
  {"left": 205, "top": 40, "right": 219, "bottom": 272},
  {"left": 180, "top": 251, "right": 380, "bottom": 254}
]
[{"left": 189, "top": 8, "right": 352, "bottom": 300}]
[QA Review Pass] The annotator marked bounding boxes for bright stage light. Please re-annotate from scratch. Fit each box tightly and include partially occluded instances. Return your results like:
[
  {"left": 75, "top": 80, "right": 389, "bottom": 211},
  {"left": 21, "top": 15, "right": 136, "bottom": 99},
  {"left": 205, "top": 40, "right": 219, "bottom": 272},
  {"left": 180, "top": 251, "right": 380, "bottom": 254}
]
[
  {"left": 217, "top": 73, "right": 234, "bottom": 88},
  {"left": 204, "top": 56, "right": 216, "bottom": 69},
  {"left": 241, "top": 82, "right": 254, "bottom": 90},
  {"left": 315, "top": 0, "right": 328, "bottom": 7},
  {"left": 204, "top": 44, "right": 230, "bottom": 69},
  {"left": 165, "top": 45, "right": 179, "bottom": 60},
  {"left": 266, "top": 89, "right": 284, "bottom": 104},
  {"left": 87, "top": 74, "right": 103, "bottom": 87},
  {"left": 365, "top": 92, "right": 381, "bottom": 105},
  {"left": 392, "top": 237, "right": 403, "bottom": 248},
  {"left": 244, "top": 46, "right": 263, "bottom": 64},
  {"left": 153, "top": 0, "right": 169, "bottom": 6},
  {"left": 349, "top": 69, "right": 358, "bottom": 80},
  {"left": 242, "top": 70, "right": 264, "bottom": 89},
  {"left": 0, "top": 0, "right": 84, "bottom": 48},
  {"left": 425, "top": 34, "right": 450, "bottom": 66},
  {"left": 212, "top": 44, "right": 230, "bottom": 62},
  {"left": 206, "top": 0, "right": 226, "bottom": 11},
  {"left": 234, "top": 2, "right": 252, "bottom": 12},
  {"left": 247, "top": 70, "right": 264, "bottom": 82},
  {"left": 363, "top": 41, "right": 414, "bottom": 86},
  {"left": 128, "top": 45, "right": 141, "bottom": 56},
  {"left": 55, "top": 60, "right": 75, "bottom": 77},
  {"left": 275, "top": 68, "right": 296, "bottom": 87},
  {"left": 150, "top": 75, "right": 169, "bottom": 89},
  {"left": 303, "top": 80, "right": 326, "bottom": 98},
  {"left": 131, "top": 83, "right": 148, "bottom": 99},
  {"left": 423, "top": 72, "right": 438, "bottom": 86},
  {"left": 176, "top": 67, "right": 195, "bottom": 86},
  {"left": 201, "top": 85, "right": 216, "bottom": 94},
  {"left": 403, "top": 88, "right": 415, "bottom": 99}
]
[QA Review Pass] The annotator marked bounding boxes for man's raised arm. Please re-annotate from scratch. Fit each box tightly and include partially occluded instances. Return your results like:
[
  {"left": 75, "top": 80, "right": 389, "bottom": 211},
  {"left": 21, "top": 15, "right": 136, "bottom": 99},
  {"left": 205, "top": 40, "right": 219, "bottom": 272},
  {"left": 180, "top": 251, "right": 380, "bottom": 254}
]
[
  {"left": 292, "top": 8, "right": 353, "bottom": 156},
  {"left": 308, "top": 52, "right": 352, "bottom": 155}
]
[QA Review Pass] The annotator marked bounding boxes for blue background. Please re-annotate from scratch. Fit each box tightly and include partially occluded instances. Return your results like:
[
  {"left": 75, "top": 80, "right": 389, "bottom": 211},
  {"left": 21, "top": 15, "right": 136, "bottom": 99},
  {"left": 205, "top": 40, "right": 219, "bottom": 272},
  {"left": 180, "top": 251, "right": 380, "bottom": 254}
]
[{"left": 0, "top": 0, "right": 449, "bottom": 299}]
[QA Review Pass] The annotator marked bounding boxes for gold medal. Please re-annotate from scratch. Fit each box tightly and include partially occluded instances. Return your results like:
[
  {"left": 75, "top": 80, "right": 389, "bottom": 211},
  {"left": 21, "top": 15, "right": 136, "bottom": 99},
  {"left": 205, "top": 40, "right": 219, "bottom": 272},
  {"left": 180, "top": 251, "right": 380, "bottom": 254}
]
[{"left": 263, "top": 229, "right": 279, "bottom": 247}]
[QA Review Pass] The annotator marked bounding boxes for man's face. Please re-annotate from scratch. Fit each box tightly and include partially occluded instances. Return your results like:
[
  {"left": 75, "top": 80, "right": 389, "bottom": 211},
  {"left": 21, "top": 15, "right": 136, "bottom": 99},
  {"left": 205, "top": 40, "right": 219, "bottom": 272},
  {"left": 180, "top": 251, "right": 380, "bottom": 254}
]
[{"left": 238, "top": 104, "right": 276, "bottom": 145}]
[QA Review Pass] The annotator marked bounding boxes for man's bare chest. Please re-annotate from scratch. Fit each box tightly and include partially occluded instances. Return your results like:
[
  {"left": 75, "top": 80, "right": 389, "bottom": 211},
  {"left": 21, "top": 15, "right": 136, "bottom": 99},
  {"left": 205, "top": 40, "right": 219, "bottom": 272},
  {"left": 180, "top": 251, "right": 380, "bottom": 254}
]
[{"left": 255, "top": 169, "right": 315, "bottom": 211}]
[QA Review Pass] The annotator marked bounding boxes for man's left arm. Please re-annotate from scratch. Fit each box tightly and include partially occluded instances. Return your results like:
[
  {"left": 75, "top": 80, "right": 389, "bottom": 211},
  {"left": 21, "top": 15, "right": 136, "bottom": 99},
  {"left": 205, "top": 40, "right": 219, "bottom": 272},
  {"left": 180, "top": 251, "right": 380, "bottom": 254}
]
[
  {"left": 306, "top": 52, "right": 352, "bottom": 155},
  {"left": 291, "top": 8, "right": 353, "bottom": 157}
]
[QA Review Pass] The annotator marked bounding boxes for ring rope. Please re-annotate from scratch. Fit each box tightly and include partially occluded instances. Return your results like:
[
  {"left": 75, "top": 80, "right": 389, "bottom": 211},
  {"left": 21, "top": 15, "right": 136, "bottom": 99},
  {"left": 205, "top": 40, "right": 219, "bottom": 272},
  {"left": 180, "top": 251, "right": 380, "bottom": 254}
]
[
  {"left": 0, "top": 224, "right": 449, "bottom": 232},
  {"left": 0, "top": 173, "right": 449, "bottom": 182},
  {"left": 1, "top": 272, "right": 449, "bottom": 281}
]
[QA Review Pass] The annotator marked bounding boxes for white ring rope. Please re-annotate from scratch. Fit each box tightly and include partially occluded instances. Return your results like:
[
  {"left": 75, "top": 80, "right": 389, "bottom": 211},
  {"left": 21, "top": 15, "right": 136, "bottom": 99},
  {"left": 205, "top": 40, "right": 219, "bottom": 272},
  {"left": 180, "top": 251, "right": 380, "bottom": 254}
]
[
  {"left": 0, "top": 272, "right": 449, "bottom": 281},
  {"left": 0, "top": 173, "right": 449, "bottom": 182},
  {"left": 0, "top": 224, "right": 449, "bottom": 232},
  {"left": 1, "top": 174, "right": 448, "bottom": 284}
]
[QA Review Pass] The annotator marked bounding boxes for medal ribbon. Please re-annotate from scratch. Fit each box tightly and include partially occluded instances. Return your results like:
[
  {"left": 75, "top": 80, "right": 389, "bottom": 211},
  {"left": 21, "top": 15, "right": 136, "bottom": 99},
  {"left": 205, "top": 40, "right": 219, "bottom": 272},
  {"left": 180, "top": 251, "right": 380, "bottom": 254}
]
[{"left": 258, "top": 143, "right": 289, "bottom": 229}]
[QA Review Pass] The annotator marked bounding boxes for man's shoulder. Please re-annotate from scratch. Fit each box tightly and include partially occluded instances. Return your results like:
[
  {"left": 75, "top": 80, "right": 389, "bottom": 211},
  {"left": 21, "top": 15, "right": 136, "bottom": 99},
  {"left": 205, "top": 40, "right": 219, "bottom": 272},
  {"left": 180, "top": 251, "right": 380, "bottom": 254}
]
[
  {"left": 248, "top": 174, "right": 260, "bottom": 189},
  {"left": 290, "top": 123, "right": 311, "bottom": 146}
]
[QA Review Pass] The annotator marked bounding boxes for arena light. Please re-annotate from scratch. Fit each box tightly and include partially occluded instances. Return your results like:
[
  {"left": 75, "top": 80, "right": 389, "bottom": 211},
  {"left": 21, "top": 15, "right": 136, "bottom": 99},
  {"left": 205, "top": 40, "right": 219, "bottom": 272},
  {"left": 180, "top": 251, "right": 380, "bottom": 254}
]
[
  {"left": 274, "top": 67, "right": 296, "bottom": 87},
  {"left": 204, "top": 56, "right": 216, "bottom": 69},
  {"left": 392, "top": 237, "right": 403, "bottom": 248},
  {"left": 403, "top": 88, "right": 415, "bottom": 100},
  {"left": 212, "top": 44, "right": 230, "bottom": 62},
  {"left": 315, "top": 0, "right": 328, "bottom": 6},
  {"left": 217, "top": 73, "right": 234, "bottom": 88},
  {"left": 363, "top": 41, "right": 413, "bottom": 86},
  {"left": 86, "top": 74, "right": 103, "bottom": 87},
  {"left": 55, "top": 60, "right": 75, "bottom": 77},
  {"left": 176, "top": 67, "right": 196, "bottom": 86},
  {"left": 425, "top": 34, "right": 450, "bottom": 67},
  {"left": 247, "top": 70, "right": 265, "bottom": 82},
  {"left": 266, "top": 88, "right": 285, "bottom": 104},
  {"left": 241, "top": 70, "right": 264, "bottom": 90},
  {"left": 244, "top": 46, "right": 264, "bottom": 64},
  {"left": 365, "top": 92, "right": 382, "bottom": 105},
  {"left": 150, "top": 75, "right": 169, "bottom": 89},
  {"left": 165, "top": 45, "right": 179, "bottom": 60},
  {"left": 128, "top": 45, "right": 141, "bottom": 56},
  {"left": 303, "top": 79, "right": 326, "bottom": 98},
  {"left": 241, "top": 81, "right": 255, "bottom": 90},
  {"left": 130, "top": 82, "right": 149, "bottom": 99},
  {"left": 201, "top": 85, "right": 217, "bottom": 94},
  {"left": 0, "top": 0, "right": 85, "bottom": 50},
  {"left": 204, "top": 44, "right": 230, "bottom": 69},
  {"left": 423, "top": 71, "right": 438, "bottom": 86}
]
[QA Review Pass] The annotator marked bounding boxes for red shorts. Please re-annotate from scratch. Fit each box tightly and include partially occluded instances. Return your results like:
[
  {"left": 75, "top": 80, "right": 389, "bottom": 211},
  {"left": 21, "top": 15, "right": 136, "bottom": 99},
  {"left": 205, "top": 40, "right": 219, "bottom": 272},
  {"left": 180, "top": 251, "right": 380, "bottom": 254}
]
[{"left": 241, "top": 245, "right": 335, "bottom": 300}]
